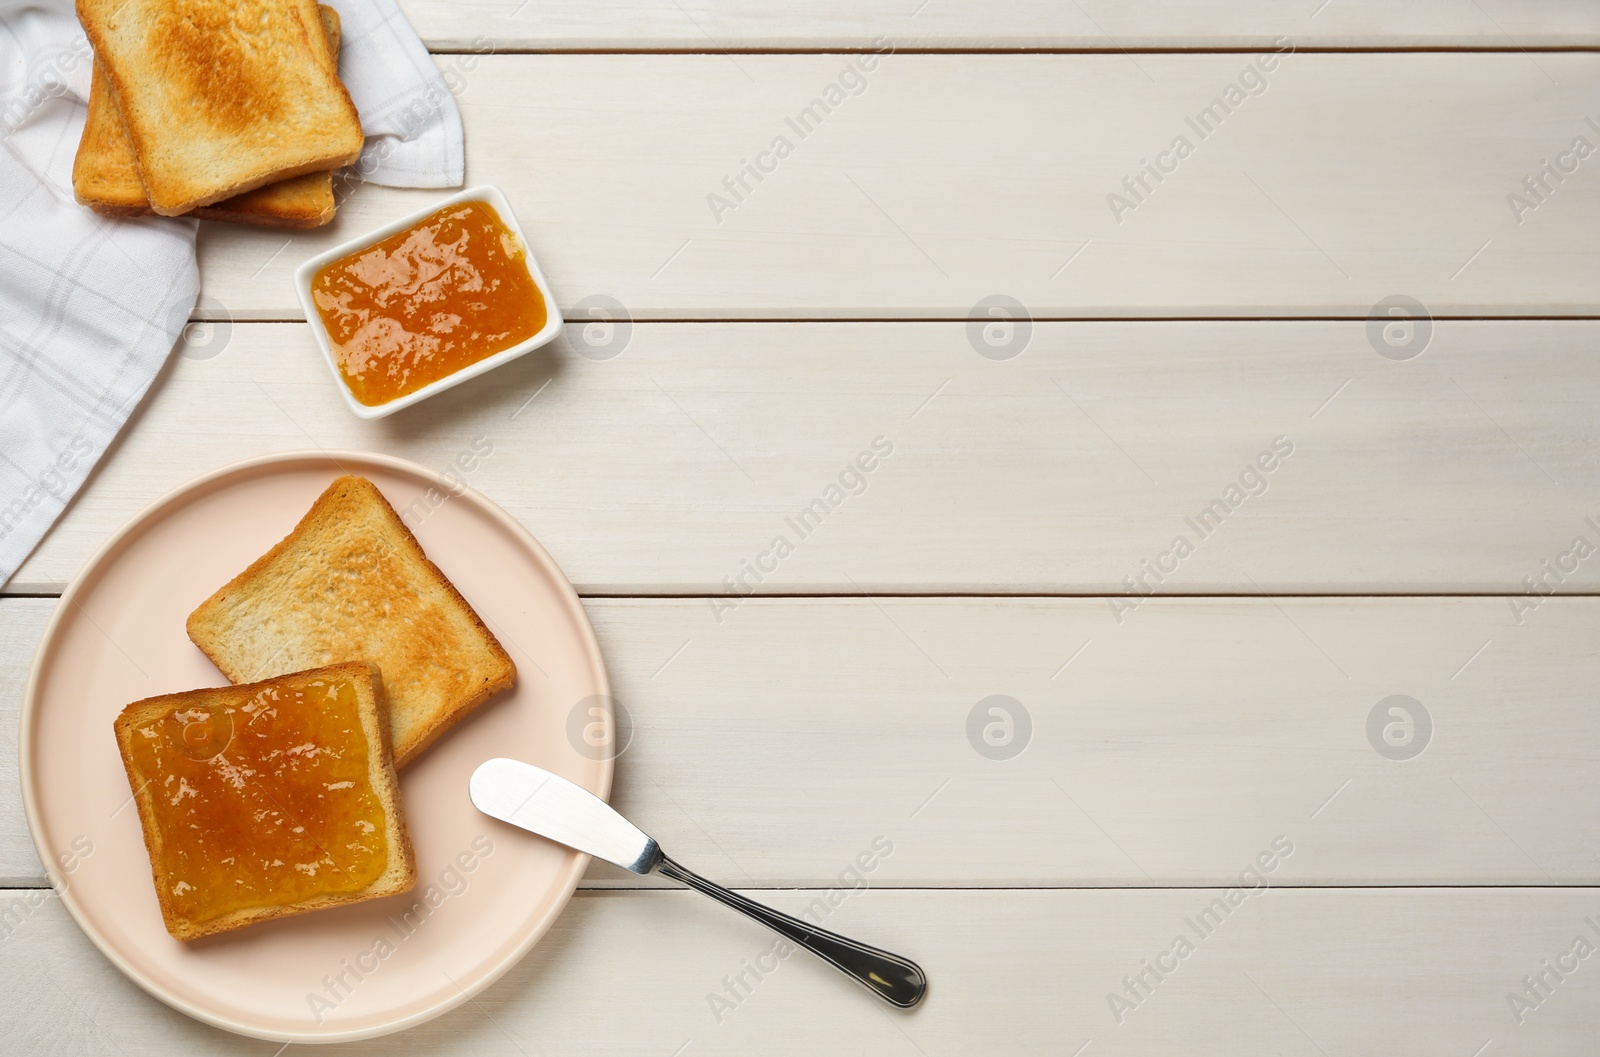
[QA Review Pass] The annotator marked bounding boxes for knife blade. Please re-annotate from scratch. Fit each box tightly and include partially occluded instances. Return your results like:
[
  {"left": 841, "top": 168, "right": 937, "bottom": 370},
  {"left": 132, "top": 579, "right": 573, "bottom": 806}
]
[{"left": 468, "top": 757, "right": 661, "bottom": 874}]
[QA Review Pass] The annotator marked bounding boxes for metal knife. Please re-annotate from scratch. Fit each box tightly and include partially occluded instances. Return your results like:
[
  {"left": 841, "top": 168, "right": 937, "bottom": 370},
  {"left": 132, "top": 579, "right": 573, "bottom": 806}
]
[{"left": 468, "top": 757, "right": 928, "bottom": 1007}]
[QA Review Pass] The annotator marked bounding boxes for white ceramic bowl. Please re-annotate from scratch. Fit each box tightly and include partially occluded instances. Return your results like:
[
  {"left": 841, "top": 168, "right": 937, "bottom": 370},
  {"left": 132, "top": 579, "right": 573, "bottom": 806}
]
[{"left": 294, "top": 185, "right": 563, "bottom": 419}]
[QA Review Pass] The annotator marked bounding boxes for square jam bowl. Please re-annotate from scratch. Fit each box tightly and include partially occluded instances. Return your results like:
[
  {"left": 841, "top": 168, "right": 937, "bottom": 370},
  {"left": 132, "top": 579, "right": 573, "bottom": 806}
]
[{"left": 294, "top": 185, "right": 563, "bottom": 420}]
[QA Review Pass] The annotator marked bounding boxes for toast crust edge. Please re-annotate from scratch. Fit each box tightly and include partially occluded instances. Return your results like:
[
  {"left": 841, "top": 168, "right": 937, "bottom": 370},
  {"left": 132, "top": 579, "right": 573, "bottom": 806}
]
[
  {"left": 189, "top": 185, "right": 337, "bottom": 228},
  {"left": 72, "top": 64, "right": 151, "bottom": 215}
]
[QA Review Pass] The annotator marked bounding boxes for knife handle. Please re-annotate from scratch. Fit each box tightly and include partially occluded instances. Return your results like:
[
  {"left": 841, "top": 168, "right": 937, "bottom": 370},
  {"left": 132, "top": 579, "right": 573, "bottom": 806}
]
[{"left": 655, "top": 854, "right": 927, "bottom": 1008}]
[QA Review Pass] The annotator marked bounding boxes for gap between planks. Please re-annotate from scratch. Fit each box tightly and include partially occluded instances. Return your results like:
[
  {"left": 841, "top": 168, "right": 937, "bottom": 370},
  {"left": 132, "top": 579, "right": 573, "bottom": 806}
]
[
  {"left": 418, "top": 46, "right": 1600, "bottom": 56},
  {"left": 10, "top": 591, "right": 1600, "bottom": 601},
  {"left": 4, "top": 884, "right": 1598, "bottom": 892},
  {"left": 191, "top": 313, "right": 1600, "bottom": 323}
]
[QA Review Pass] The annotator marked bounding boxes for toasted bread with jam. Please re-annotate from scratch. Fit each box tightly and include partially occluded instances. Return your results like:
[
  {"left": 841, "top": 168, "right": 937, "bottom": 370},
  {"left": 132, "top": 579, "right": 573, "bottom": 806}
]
[
  {"left": 75, "top": 0, "right": 363, "bottom": 216},
  {"left": 113, "top": 663, "right": 416, "bottom": 941},
  {"left": 186, "top": 476, "right": 517, "bottom": 768}
]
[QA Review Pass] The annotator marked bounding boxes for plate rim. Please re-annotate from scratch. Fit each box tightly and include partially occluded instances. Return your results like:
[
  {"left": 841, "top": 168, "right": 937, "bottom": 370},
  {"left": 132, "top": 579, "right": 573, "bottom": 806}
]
[{"left": 19, "top": 449, "right": 612, "bottom": 1044}]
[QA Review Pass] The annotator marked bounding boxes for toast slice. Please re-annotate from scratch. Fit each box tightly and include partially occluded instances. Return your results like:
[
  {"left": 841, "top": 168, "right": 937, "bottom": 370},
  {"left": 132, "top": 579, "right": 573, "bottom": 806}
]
[
  {"left": 72, "top": 63, "right": 156, "bottom": 217},
  {"left": 187, "top": 476, "right": 517, "bottom": 768},
  {"left": 75, "top": 0, "right": 363, "bottom": 215},
  {"left": 113, "top": 662, "right": 416, "bottom": 941},
  {"left": 73, "top": 6, "right": 343, "bottom": 227},
  {"left": 190, "top": 171, "right": 338, "bottom": 228}
]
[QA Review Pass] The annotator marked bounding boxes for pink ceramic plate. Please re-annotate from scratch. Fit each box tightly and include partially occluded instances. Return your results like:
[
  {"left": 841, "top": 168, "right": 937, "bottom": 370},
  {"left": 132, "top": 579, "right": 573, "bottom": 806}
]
[{"left": 20, "top": 452, "right": 611, "bottom": 1042}]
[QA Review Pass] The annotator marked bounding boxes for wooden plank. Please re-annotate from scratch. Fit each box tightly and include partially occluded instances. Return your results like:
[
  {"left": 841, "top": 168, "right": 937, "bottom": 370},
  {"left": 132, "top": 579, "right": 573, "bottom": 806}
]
[
  {"left": 0, "top": 600, "right": 48, "bottom": 885},
  {"left": 399, "top": 0, "right": 1600, "bottom": 50},
  {"left": 2, "top": 887, "right": 1596, "bottom": 1053},
  {"left": 12, "top": 320, "right": 1600, "bottom": 595},
  {"left": 5, "top": 596, "right": 1597, "bottom": 887},
  {"left": 196, "top": 53, "right": 1600, "bottom": 319}
]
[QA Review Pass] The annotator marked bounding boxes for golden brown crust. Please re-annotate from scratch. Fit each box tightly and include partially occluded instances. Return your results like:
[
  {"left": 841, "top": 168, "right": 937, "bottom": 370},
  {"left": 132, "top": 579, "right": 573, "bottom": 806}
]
[
  {"left": 347, "top": 478, "right": 517, "bottom": 768},
  {"left": 189, "top": 174, "right": 337, "bottom": 228},
  {"left": 186, "top": 476, "right": 517, "bottom": 768},
  {"left": 112, "top": 697, "right": 183, "bottom": 935},
  {"left": 112, "top": 662, "right": 415, "bottom": 941},
  {"left": 360, "top": 664, "right": 419, "bottom": 886},
  {"left": 73, "top": 63, "right": 149, "bottom": 215}
]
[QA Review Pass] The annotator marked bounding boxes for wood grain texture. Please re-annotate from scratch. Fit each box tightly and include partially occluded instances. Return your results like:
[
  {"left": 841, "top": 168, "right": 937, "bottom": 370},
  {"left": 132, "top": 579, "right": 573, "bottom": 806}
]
[
  {"left": 195, "top": 53, "right": 1600, "bottom": 319},
  {"left": 11, "top": 26, "right": 1597, "bottom": 1052},
  {"left": 3, "top": 887, "right": 1597, "bottom": 1054},
  {"left": 0, "top": 601, "right": 48, "bottom": 884},
  {"left": 11, "top": 320, "right": 1600, "bottom": 595},
  {"left": 5, "top": 595, "right": 1596, "bottom": 887},
  {"left": 397, "top": 0, "right": 1600, "bottom": 50}
]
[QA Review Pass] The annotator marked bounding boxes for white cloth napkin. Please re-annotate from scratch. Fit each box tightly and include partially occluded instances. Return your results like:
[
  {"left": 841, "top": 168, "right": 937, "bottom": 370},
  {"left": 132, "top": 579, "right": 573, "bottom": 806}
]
[
  {"left": 0, "top": 0, "right": 464, "bottom": 587},
  {"left": 326, "top": 0, "right": 466, "bottom": 189}
]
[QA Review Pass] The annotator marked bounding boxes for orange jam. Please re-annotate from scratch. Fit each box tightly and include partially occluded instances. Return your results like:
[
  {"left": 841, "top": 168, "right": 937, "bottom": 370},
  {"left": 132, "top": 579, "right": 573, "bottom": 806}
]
[
  {"left": 310, "top": 200, "right": 548, "bottom": 406},
  {"left": 122, "top": 676, "right": 389, "bottom": 926}
]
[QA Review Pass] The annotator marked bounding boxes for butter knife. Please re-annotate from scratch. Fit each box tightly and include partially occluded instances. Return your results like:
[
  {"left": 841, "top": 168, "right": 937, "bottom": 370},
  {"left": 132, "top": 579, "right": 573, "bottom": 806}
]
[{"left": 468, "top": 757, "right": 928, "bottom": 1007}]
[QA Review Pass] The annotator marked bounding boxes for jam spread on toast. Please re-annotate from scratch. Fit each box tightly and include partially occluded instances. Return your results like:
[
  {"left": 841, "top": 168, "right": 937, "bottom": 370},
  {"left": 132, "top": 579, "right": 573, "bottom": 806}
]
[{"left": 122, "top": 675, "right": 389, "bottom": 925}]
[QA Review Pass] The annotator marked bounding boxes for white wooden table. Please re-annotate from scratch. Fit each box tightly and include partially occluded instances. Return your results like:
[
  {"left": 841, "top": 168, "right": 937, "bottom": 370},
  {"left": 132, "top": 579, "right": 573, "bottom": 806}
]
[{"left": 6, "top": 2, "right": 1600, "bottom": 1053}]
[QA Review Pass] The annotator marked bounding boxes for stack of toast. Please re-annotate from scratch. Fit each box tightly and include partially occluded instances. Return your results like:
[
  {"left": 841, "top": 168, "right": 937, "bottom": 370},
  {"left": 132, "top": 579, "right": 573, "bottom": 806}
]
[
  {"left": 72, "top": 0, "right": 364, "bottom": 228},
  {"left": 114, "top": 476, "right": 518, "bottom": 940}
]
